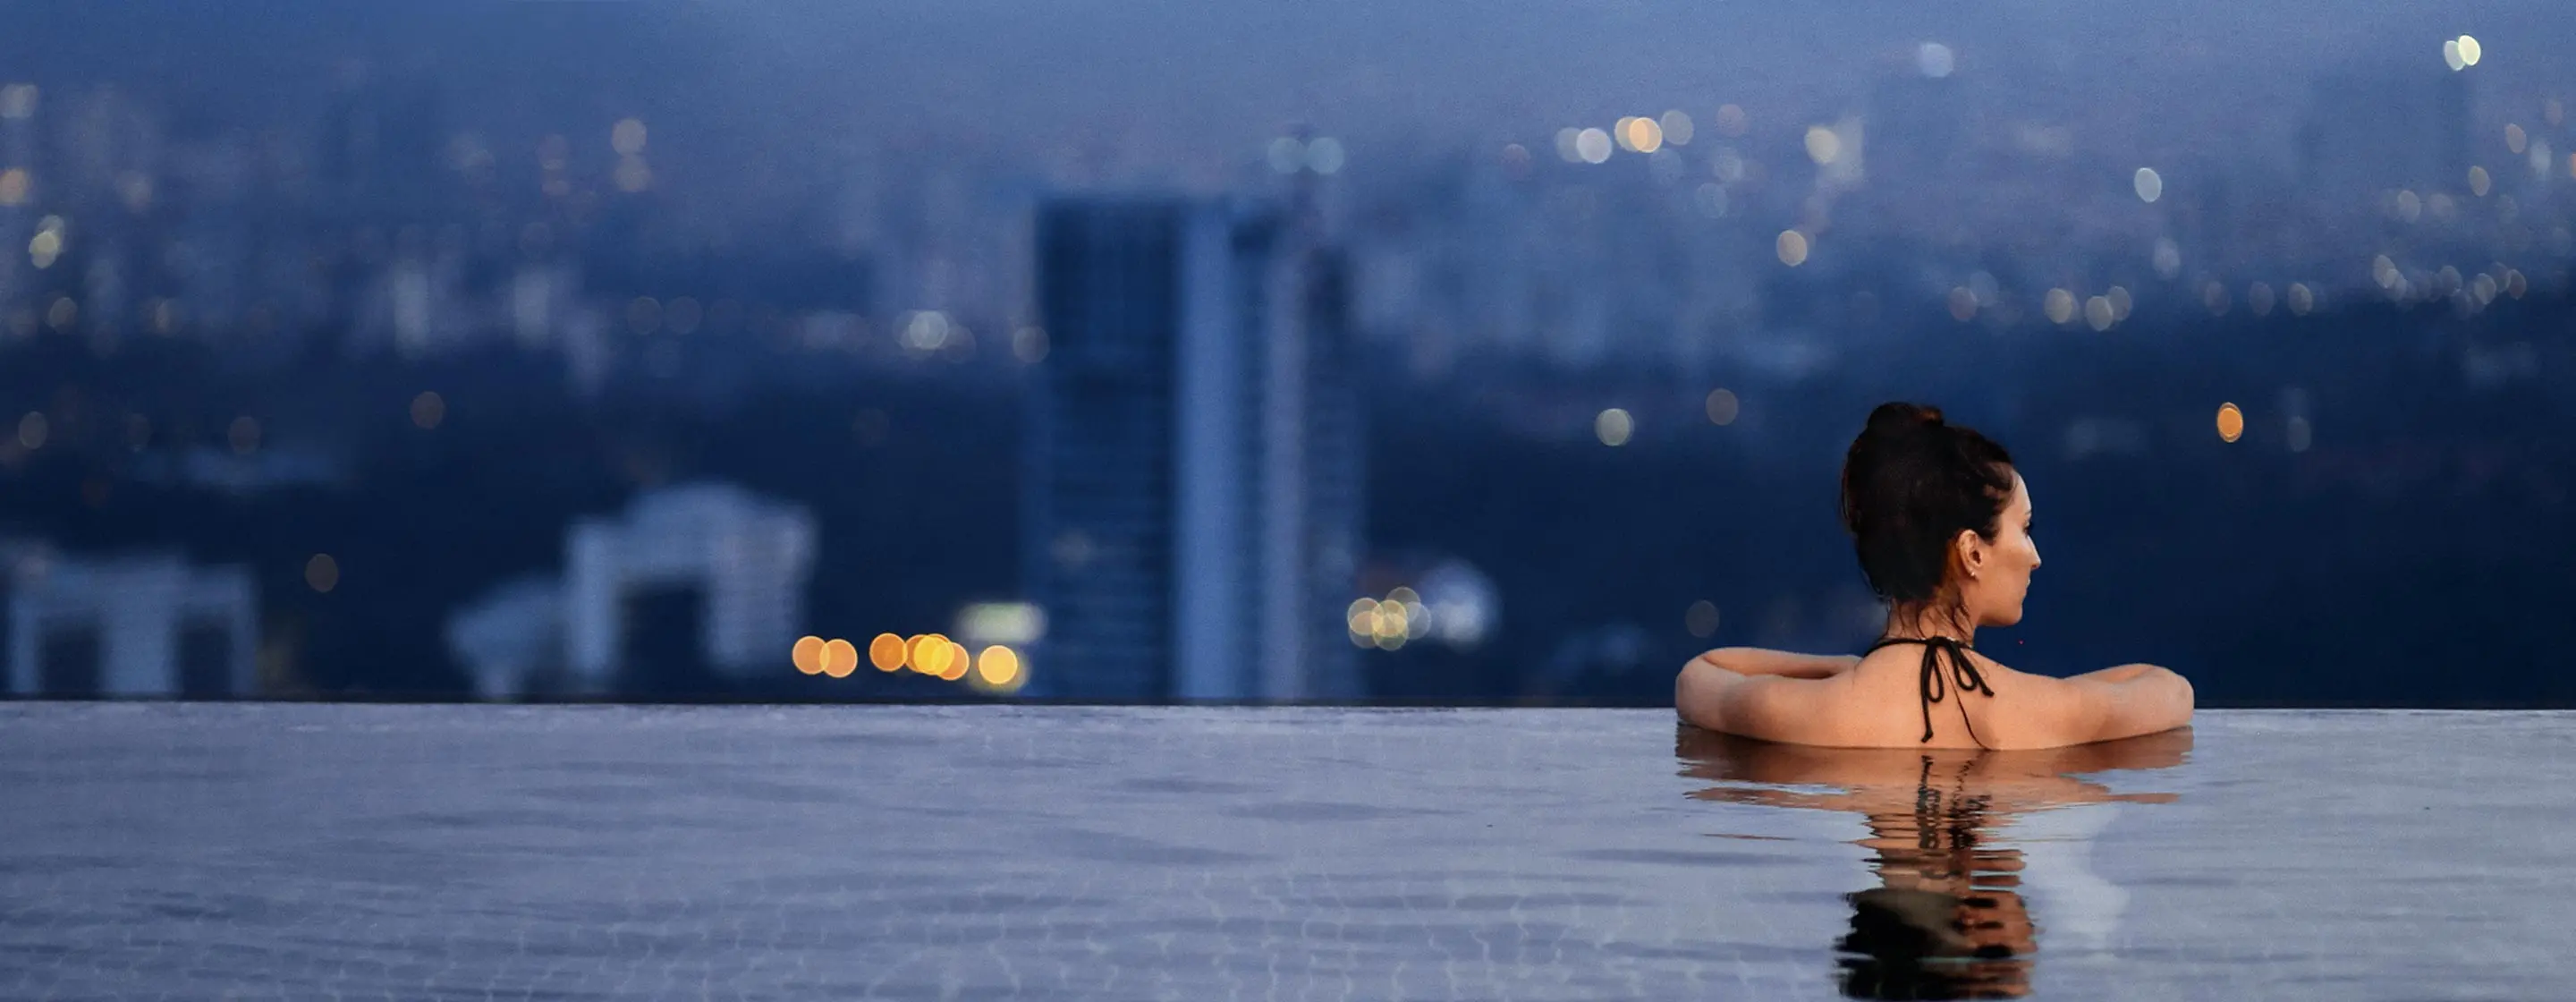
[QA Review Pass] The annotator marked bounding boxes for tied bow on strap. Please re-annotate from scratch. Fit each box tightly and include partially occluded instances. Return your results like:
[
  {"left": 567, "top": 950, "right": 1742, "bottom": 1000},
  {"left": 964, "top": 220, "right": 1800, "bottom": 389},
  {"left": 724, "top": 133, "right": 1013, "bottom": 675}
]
[{"left": 1865, "top": 636, "right": 1995, "bottom": 747}]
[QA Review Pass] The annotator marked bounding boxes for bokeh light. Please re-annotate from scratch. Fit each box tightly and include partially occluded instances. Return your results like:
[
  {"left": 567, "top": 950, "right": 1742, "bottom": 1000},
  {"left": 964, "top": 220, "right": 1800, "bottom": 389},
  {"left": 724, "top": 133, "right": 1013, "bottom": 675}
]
[
  {"left": 1775, "top": 230, "right": 1809, "bottom": 267},
  {"left": 975, "top": 645, "right": 1020, "bottom": 686},
  {"left": 2216, "top": 403, "right": 2245, "bottom": 443},
  {"left": 1685, "top": 600, "right": 1720, "bottom": 638},
  {"left": 411, "top": 391, "right": 446, "bottom": 429},
  {"left": 822, "top": 639, "right": 859, "bottom": 678},
  {"left": 869, "top": 633, "right": 907, "bottom": 671},
  {"left": 306, "top": 554, "right": 340, "bottom": 593},
  {"left": 1704, "top": 388, "right": 1740, "bottom": 426},
  {"left": 1594, "top": 408, "right": 1633, "bottom": 446},
  {"left": 792, "top": 635, "right": 826, "bottom": 675}
]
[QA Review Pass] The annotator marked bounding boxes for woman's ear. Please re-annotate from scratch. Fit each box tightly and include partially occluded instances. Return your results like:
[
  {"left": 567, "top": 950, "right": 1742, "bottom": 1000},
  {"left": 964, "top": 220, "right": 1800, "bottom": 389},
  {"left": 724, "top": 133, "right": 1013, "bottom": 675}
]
[{"left": 1955, "top": 529, "right": 1986, "bottom": 580}]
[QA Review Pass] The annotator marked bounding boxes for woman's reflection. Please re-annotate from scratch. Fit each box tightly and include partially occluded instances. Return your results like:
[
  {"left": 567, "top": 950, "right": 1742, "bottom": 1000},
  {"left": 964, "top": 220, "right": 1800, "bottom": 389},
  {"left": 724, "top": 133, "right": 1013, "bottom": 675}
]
[{"left": 1676, "top": 726, "right": 2191, "bottom": 999}]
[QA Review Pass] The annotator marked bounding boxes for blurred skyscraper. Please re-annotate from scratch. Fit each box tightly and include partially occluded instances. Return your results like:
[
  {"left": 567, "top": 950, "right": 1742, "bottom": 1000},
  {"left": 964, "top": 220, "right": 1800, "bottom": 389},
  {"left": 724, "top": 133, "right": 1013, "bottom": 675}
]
[{"left": 1026, "top": 194, "right": 1362, "bottom": 701}]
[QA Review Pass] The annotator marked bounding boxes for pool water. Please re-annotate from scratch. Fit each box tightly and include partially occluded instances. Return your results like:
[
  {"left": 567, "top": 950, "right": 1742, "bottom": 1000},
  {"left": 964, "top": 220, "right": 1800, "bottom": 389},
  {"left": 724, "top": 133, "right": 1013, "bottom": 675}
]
[{"left": 3, "top": 704, "right": 2570, "bottom": 999}]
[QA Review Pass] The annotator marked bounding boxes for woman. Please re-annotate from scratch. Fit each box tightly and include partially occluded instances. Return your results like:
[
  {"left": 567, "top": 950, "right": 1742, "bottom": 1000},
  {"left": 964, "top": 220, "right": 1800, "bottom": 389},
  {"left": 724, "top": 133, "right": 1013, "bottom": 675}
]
[{"left": 1675, "top": 403, "right": 2193, "bottom": 749}]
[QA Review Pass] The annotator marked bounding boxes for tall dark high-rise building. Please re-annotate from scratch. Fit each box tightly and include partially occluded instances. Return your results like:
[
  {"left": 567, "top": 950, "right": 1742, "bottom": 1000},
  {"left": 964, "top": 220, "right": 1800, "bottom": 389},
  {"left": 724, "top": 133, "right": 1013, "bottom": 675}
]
[{"left": 1025, "top": 196, "right": 1362, "bottom": 701}]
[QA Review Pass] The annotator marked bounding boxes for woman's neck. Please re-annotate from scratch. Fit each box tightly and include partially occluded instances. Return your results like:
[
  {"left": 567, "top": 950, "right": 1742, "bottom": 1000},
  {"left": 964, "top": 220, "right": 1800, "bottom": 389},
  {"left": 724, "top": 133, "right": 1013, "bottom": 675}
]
[{"left": 1883, "top": 605, "right": 1976, "bottom": 645}]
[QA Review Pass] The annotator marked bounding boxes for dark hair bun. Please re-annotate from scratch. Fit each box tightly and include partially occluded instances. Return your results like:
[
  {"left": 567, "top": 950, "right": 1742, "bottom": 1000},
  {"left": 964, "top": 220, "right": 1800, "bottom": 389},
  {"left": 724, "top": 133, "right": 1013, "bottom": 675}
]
[
  {"left": 1863, "top": 402, "right": 1945, "bottom": 436},
  {"left": 1839, "top": 402, "right": 2015, "bottom": 605}
]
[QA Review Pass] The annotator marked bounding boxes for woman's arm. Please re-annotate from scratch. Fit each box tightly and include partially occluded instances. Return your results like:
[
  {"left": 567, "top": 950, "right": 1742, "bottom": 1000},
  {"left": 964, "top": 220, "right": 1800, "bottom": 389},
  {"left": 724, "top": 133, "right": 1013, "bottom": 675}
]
[
  {"left": 1692, "top": 647, "right": 1861, "bottom": 680},
  {"left": 1674, "top": 657, "right": 1843, "bottom": 742},
  {"left": 2011, "top": 664, "right": 2195, "bottom": 746}
]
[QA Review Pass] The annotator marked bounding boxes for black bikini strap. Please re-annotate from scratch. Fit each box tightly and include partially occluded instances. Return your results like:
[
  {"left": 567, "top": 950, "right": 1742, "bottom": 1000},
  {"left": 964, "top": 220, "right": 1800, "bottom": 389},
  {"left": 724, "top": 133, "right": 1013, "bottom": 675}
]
[{"left": 1866, "top": 636, "right": 1995, "bottom": 748}]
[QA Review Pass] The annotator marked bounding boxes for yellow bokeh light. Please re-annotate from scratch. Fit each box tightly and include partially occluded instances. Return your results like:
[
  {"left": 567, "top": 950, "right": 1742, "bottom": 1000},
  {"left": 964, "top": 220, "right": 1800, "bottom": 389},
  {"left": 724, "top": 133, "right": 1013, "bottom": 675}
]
[
  {"left": 976, "top": 645, "right": 1020, "bottom": 686},
  {"left": 2444, "top": 38, "right": 2465, "bottom": 72},
  {"left": 822, "top": 639, "right": 859, "bottom": 678},
  {"left": 908, "top": 634, "right": 954, "bottom": 675},
  {"left": 792, "top": 635, "right": 826, "bottom": 675},
  {"left": 1776, "top": 230, "right": 1809, "bottom": 267},
  {"left": 869, "top": 633, "right": 906, "bottom": 671},
  {"left": 1622, "top": 116, "right": 1664, "bottom": 154},
  {"left": 1387, "top": 586, "right": 1421, "bottom": 606},
  {"left": 2457, "top": 35, "right": 2481, "bottom": 66},
  {"left": 2216, "top": 403, "right": 2245, "bottom": 443},
  {"left": 1803, "top": 126, "right": 1841, "bottom": 165},
  {"left": 939, "top": 641, "right": 971, "bottom": 681},
  {"left": 1594, "top": 408, "right": 1633, "bottom": 446}
]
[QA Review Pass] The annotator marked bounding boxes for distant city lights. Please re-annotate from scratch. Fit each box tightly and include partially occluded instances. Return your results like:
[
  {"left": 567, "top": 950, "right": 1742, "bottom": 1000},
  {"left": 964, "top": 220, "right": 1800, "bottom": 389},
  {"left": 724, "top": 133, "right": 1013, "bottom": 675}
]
[
  {"left": 1658, "top": 110, "right": 1694, "bottom": 145},
  {"left": 611, "top": 118, "right": 648, "bottom": 157},
  {"left": 1574, "top": 128, "right": 1612, "bottom": 164},
  {"left": 1305, "top": 137, "right": 1347, "bottom": 174},
  {"left": 1776, "top": 230, "right": 1809, "bottom": 267},
  {"left": 410, "top": 391, "right": 446, "bottom": 429},
  {"left": 2045, "top": 288, "right": 2078, "bottom": 325},
  {"left": 227, "top": 416, "right": 261, "bottom": 454},
  {"left": 2443, "top": 35, "right": 2482, "bottom": 72},
  {"left": 1803, "top": 126, "right": 1842, "bottom": 166},
  {"left": 1704, "top": 388, "right": 1740, "bottom": 426},
  {"left": 1685, "top": 599, "right": 1721, "bottom": 638},
  {"left": 795, "top": 630, "right": 1015, "bottom": 689},
  {"left": 1713, "top": 104, "right": 1749, "bottom": 136},
  {"left": 305, "top": 554, "right": 340, "bottom": 593},
  {"left": 1616, "top": 116, "right": 1663, "bottom": 154},
  {"left": 869, "top": 633, "right": 906, "bottom": 671},
  {"left": 1594, "top": 407, "right": 1633, "bottom": 446}
]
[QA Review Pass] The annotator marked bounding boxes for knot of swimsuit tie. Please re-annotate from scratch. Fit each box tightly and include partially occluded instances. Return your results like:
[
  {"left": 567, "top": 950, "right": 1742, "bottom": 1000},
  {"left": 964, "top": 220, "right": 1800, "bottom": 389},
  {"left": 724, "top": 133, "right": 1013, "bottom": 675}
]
[{"left": 1867, "top": 636, "right": 1994, "bottom": 747}]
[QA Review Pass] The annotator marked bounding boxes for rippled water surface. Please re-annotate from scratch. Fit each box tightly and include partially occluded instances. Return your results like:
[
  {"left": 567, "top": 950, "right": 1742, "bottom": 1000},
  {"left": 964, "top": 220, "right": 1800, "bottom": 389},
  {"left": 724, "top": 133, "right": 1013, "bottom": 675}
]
[{"left": 3, "top": 705, "right": 2572, "bottom": 999}]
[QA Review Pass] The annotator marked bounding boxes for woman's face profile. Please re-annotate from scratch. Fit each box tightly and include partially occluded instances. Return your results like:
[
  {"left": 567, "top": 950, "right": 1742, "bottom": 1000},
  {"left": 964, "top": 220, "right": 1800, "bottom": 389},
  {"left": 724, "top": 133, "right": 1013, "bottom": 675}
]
[{"left": 1964, "top": 471, "right": 2040, "bottom": 627}]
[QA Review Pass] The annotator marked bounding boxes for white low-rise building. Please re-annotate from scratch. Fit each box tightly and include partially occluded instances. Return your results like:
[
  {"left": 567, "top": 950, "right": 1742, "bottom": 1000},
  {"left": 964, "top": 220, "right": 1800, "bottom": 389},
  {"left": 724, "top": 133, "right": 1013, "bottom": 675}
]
[
  {"left": 561, "top": 483, "right": 817, "bottom": 694},
  {"left": 7, "top": 552, "right": 258, "bottom": 698}
]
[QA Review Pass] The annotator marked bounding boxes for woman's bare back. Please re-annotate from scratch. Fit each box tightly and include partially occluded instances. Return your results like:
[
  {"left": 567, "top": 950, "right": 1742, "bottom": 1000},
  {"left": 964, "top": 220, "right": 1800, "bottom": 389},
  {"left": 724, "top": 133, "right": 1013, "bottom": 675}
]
[{"left": 1674, "top": 642, "right": 2193, "bottom": 750}]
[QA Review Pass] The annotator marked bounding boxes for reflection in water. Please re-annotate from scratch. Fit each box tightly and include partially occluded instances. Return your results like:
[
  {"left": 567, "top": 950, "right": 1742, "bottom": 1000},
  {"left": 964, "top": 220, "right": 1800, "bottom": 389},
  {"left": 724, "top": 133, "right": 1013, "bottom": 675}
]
[{"left": 1677, "top": 727, "right": 2190, "bottom": 999}]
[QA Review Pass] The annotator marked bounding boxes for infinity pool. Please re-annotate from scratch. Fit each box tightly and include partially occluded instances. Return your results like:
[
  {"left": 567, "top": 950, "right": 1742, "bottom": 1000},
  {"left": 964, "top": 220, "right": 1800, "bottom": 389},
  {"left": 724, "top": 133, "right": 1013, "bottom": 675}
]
[{"left": 3, "top": 704, "right": 2570, "bottom": 999}]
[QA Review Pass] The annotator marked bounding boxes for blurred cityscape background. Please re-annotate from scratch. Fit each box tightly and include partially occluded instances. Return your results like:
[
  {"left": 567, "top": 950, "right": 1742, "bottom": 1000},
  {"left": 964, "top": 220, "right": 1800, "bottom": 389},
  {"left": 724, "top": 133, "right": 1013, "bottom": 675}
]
[{"left": 1, "top": 2, "right": 2571, "bottom": 707}]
